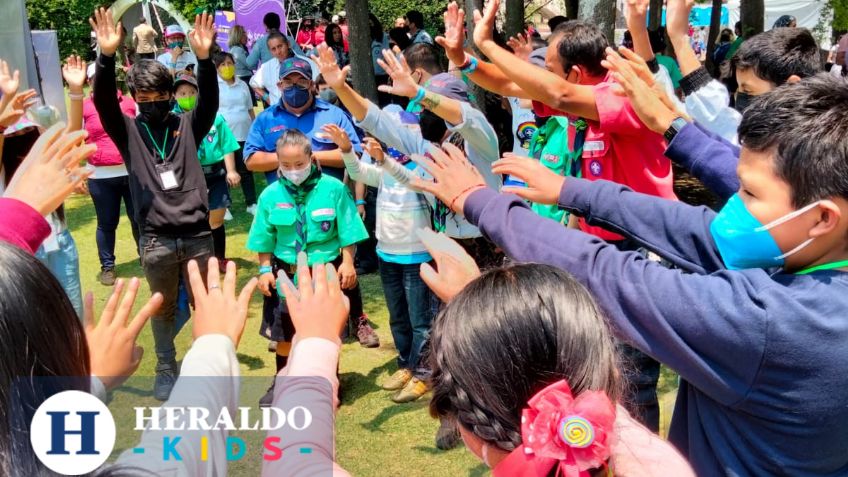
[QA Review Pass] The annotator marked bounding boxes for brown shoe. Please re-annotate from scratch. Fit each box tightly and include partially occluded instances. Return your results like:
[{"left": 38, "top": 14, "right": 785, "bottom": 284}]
[
  {"left": 382, "top": 369, "right": 412, "bottom": 391},
  {"left": 356, "top": 316, "right": 380, "bottom": 348},
  {"left": 391, "top": 377, "right": 429, "bottom": 403},
  {"left": 99, "top": 267, "right": 116, "bottom": 286}
]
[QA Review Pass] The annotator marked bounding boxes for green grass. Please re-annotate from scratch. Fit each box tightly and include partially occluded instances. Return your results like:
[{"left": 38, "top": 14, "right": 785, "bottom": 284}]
[{"left": 65, "top": 178, "right": 678, "bottom": 475}]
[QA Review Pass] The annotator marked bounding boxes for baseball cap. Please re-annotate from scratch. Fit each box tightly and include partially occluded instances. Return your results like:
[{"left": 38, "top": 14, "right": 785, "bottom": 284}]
[
  {"left": 530, "top": 47, "right": 547, "bottom": 68},
  {"left": 173, "top": 73, "right": 198, "bottom": 90},
  {"left": 164, "top": 25, "right": 185, "bottom": 37},
  {"left": 424, "top": 73, "right": 468, "bottom": 102},
  {"left": 278, "top": 57, "right": 313, "bottom": 80}
]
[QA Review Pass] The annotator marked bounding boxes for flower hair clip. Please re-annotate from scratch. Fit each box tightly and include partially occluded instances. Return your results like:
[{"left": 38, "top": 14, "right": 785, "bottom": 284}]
[{"left": 494, "top": 380, "right": 616, "bottom": 477}]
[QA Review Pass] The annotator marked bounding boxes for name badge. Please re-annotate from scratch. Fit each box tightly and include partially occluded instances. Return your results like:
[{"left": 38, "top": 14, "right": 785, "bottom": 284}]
[
  {"left": 583, "top": 140, "right": 605, "bottom": 152},
  {"left": 156, "top": 163, "right": 179, "bottom": 190},
  {"left": 312, "top": 208, "right": 335, "bottom": 217}
]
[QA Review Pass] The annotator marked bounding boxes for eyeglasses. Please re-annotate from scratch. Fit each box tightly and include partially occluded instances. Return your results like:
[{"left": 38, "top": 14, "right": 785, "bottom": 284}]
[{"left": 279, "top": 76, "right": 311, "bottom": 89}]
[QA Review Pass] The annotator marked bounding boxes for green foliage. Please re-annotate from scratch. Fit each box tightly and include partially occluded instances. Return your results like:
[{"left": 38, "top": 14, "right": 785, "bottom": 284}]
[
  {"left": 26, "top": 0, "right": 108, "bottom": 59},
  {"left": 825, "top": 0, "right": 848, "bottom": 32},
  {"left": 331, "top": 0, "right": 445, "bottom": 34}
]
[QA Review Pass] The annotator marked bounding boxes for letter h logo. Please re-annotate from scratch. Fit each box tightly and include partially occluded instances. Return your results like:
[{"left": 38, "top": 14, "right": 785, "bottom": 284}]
[{"left": 46, "top": 411, "right": 100, "bottom": 455}]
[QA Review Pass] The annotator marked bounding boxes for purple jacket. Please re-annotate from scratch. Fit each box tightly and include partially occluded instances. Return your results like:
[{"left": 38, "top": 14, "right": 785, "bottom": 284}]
[{"left": 665, "top": 122, "right": 740, "bottom": 200}]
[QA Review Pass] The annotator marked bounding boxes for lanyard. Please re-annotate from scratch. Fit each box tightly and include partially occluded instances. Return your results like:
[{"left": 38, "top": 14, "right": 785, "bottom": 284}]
[
  {"left": 795, "top": 259, "right": 848, "bottom": 275},
  {"left": 141, "top": 123, "right": 170, "bottom": 161}
]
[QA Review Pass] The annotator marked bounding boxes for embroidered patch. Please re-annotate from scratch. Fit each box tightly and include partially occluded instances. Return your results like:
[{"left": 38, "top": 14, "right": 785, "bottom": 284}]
[
  {"left": 268, "top": 125, "right": 287, "bottom": 133},
  {"left": 583, "top": 140, "right": 605, "bottom": 152},
  {"left": 321, "top": 221, "right": 331, "bottom": 232},
  {"left": 275, "top": 203, "right": 294, "bottom": 209},
  {"left": 312, "top": 208, "right": 335, "bottom": 217},
  {"left": 589, "top": 160, "right": 603, "bottom": 176}
]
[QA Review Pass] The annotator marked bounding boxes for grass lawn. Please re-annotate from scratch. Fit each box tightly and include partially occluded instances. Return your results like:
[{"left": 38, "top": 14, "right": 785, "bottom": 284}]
[{"left": 65, "top": 175, "right": 678, "bottom": 476}]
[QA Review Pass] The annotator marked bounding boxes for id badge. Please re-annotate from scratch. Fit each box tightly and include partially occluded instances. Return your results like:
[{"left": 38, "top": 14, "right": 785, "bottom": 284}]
[{"left": 156, "top": 163, "right": 179, "bottom": 190}]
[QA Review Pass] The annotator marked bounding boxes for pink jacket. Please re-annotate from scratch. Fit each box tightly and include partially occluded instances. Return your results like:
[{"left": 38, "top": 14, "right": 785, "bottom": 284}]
[
  {"left": 0, "top": 198, "right": 49, "bottom": 254},
  {"left": 82, "top": 93, "right": 136, "bottom": 167}
]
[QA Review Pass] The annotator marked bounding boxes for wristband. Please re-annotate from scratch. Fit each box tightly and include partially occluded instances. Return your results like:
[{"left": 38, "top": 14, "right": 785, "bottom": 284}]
[
  {"left": 457, "top": 53, "right": 472, "bottom": 69},
  {"left": 411, "top": 87, "right": 426, "bottom": 103},
  {"left": 68, "top": 92, "right": 85, "bottom": 101},
  {"left": 449, "top": 184, "right": 487, "bottom": 211},
  {"left": 355, "top": 200, "right": 367, "bottom": 206},
  {"left": 460, "top": 56, "right": 478, "bottom": 75},
  {"left": 646, "top": 58, "right": 659, "bottom": 74},
  {"left": 259, "top": 265, "right": 273, "bottom": 275}
]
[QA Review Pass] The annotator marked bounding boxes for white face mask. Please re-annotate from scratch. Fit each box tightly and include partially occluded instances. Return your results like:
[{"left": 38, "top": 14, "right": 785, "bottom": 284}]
[{"left": 279, "top": 163, "right": 312, "bottom": 185}]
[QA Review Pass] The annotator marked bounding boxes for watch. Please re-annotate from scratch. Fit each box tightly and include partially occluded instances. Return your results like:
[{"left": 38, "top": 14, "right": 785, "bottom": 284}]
[{"left": 663, "top": 117, "right": 688, "bottom": 142}]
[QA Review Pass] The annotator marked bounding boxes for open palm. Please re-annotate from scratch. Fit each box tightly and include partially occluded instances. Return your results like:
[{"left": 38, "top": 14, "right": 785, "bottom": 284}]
[
  {"left": 0, "top": 59, "right": 20, "bottom": 97},
  {"left": 472, "top": 0, "right": 499, "bottom": 49},
  {"left": 311, "top": 44, "right": 348, "bottom": 89},
  {"left": 436, "top": 2, "right": 467, "bottom": 64},
  {"left": 89, "top": 8, "right": 122, "bottom": 56},
  {"left": 62, "top": 55, "right": 87, "bottom": 90},
  {"left": 188, "top": 12, "right": 217, "bottom": 60},
  {"left": 376, "top": 49, "right": 418, "bottom": 98}
]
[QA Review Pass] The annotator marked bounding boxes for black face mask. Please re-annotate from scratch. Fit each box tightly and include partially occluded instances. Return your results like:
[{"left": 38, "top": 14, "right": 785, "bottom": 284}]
[
  {"left": 138, "top": 99, "right": 172, "bottom": 125},
  {"left": 419, "top": 110, "right": 448, "bottom": 144},
  {"left": 734, "top": 92, "right": 754, "bottom": 114}
]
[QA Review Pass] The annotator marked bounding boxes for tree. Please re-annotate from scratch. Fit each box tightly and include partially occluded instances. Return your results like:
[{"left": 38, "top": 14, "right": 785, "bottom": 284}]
[
  {"left": 26, "top": 0, "right": 107, "bottom": 59},
  {"left": 504, "top": 0, "right": 525, "bottom": 38},
  {"left": 648, "top": 0, "right": 663, "bottom": 31},
  {"left": 345, "top": 0, "right": 377, "bottom": 102},
  {"left": 704, "top": 0, "right": 722, "bottom": 73},
  {"left": 578, "top": 0, "right": 616, "bottom": 41},
  {"left": 566, "top": 0, "right": 579, "bottom": 19},
  {"left": 740, "top": 0, "right": 764, "bottom": 37}
]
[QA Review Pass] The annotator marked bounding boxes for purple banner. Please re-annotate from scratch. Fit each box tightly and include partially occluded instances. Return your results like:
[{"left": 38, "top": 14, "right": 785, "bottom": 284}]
[
  {"left": 233, "top": 0, "right": 287, "bottom": 49},
  {"left": 215, "top": 11, "right": 237, "bottom": 51}
]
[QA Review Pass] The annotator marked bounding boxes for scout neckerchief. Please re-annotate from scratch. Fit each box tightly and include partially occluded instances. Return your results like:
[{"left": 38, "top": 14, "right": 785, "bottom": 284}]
[
  {"left": 279, "top": 164, "right": 322, "bottom": 254},
  {"left": 432, "top": 132, "right": 467, "bottom": 233},
  {"left": 529, "top": 118, "right": 588, "bottom": 224},
  {"left": 795, "top": 260, "right": 848, "bottom": 275}
]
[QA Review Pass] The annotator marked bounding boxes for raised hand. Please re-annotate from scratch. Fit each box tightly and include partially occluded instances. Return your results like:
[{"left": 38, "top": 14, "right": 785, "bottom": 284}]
[
  {"left": 506, "top": 33, "right": 533, "bottom": 62},
  {"left": 89, "top": 8, "right": 123, "bottom": 57},
  {"left": 311, "top": 43, "right": 349, "bottom": 90},
  {"left": 472, "top": 0, "right": 500, "bottom": 50},
  {"left": 376, "top": 49, "right": 419, "bottom": 98},
  {"left": 188, "top": 12, "right": 217, "bottom": 60},
  {"left": 436, "top": 2, "right": 468, "bottom": 65},
  {"left": 417, "top": 228, "right": 480, "bottom": 302},
  {"left": 188, "top": 257, "right": 258, "bottom": 347},
  {"left": 362, "top": 137, "right": 385, "bottom": 164},
  {"left": 624, "top": 0, "right": 650, "bottom": 30},
  {"left": 492, "top": 154, "right": 567, "bottom": 205},
  {"left": 3, "top": 122, "right": 95, "bottom": 215},
  {"left": 62, "top": 55, "right": 87, "bottom": 92},
  {"left": 0, "top": 59, "right": 20, "bottom": 97},
  {"left": 666, "top": 0, "right": 696, "bottom": 41},
  {"left": 85, "top": 278, "right": 163, "bottom": 390},
  {"left": 410, "top": 143, "right": 488, "bottom": 213},
  {"left": 0, "top": 89, "right": 37, "bottom": 129},
  {"left": 320, "top": 124, "right": 353, "bottom": 153},
  {"left": 282, "top": 262, "right": 350, "bottom": 342}
]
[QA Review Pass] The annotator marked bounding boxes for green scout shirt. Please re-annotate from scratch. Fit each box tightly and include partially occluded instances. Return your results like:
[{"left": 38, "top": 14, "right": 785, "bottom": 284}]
[
  {"left": 528, "top": 115, "right": 573, "bottom": 223},
  {"left": 246, "top": 174, "right": 368, "bottom": 265},
  {"left": 197, "top": 114, "right": 240, "bottom": 166}
]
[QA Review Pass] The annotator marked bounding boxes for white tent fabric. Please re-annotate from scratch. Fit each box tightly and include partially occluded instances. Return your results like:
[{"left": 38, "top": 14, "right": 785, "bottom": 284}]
[{"left": 726, "top": 0, "right": 833, "bottom": 48}]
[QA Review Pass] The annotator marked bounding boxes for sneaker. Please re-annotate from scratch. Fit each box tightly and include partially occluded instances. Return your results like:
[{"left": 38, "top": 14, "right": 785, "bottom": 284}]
[
  {"left": 246, "top": 204, "right": 258, "bottom": 216},
  {"left": 99, "top": 267, "right": 117, "bottom": 286},
  {"left": 356, "top": 316, "right": 380, "bottom": 348},
  {"left": 382, "top": 369, "right": 412, "bottom": 391},
  {"left": 224, "top": 209, "right": 233, "bottom": 221},
  {"left": 153, "top": 362, "right": 178, "bottom": 401},
  {"left": 392, "top": 377, "right": 429, "bottom": 403},
  {"left": 435, "top": 418, "right": 461, "bottom": 450},
  {"left": 259, "top": 379, "right": 275, "bottom": 407},
  {"left": 268, "top": 340, "right": 278, "bottom": 353}
]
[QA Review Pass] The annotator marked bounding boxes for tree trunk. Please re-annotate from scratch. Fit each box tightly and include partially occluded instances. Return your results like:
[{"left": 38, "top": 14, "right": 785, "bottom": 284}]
[
  {"left": 648, "top": 0, "right": 663, "bottom": 31},
  {"left": 740, "top": 0, "right": 764, "bottom": 38},
  {"left": 505, "top": 0, "right": 525, "bottom": 38},
  {"left": 465, "top": 0, "right": 487, "bottom": 112},
  {"left": 704, "top": 0, "right": 723, "bottom": 74},
  {"left": 566, "top": 0, "right": 580, "bottom": 20},
  {"left": 345, "top": 0, "right": 377, "bottom": 102},
  {"left": 578, "top": 0, "right": 616, "bottom": 42}
]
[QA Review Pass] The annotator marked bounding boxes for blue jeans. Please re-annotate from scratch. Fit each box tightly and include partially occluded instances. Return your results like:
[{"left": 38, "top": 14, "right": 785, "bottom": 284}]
[
  {"left": 87, "top": 176, "right": 139, "bottom": 269},
  {"left": 36, "top": 229, "right": 83, "bottom": 318},
  {"left": 140, "top": 233, "right": 212, "bottom": 365},
  {"left": 379, "top": 258, "right": 436, "bottom": 379}
]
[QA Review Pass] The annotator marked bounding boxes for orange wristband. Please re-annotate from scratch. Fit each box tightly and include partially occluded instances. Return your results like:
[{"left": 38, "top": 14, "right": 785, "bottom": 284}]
[{"left": 449, "top": 184, "right": 487, "bottom": 211}]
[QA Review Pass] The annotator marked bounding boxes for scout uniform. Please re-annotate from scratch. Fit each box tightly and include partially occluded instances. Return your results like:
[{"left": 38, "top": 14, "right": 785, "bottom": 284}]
[
  {"left": 247, "top": 165, "right": 368, "bottom": 341},
  {"left": 527, "top": 116, "right": 587, "bottom": 224}
]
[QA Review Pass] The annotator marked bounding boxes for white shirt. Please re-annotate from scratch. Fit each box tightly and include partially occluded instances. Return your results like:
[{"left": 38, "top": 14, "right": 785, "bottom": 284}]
[
  {"left": 249, "top": 55, "right": 320, "bottom": 106},
  {"left": 217, "top": 77, "right": 254, "bottom": 141},
  {"left": 156, "top": 50, "right": 198, "bottom": 72},
  {"left": 508, "top": 97, "right": 536, "bottom": 156}
]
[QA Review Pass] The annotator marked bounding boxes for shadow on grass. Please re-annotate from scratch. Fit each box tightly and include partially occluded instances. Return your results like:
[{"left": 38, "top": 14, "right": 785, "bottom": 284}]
[
  {"left": 237, "top": 352, "right": 266, "bottom": 370},
  {"left": 468, "top": 463, "right": 490, "bottom": 476},
  {"left": 360, "top": 399, "right": 428, "bottom": 432},
  {"left": 339, "top": 358, "right": 394, "bottom": 406}
]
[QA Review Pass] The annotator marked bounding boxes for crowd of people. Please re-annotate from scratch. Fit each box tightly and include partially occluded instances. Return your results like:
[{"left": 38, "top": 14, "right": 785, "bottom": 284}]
[{"left": 1, "top": 0, "right": 847, "bottom": 474}]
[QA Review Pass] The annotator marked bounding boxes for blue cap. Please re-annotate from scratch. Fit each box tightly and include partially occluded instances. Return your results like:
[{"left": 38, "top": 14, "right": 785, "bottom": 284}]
[
  {"left": 279, "top": 57, "right": 313, "bottom": 80},
  {"left": 424, "top": 73, "right": 468, "bottom": 102}
]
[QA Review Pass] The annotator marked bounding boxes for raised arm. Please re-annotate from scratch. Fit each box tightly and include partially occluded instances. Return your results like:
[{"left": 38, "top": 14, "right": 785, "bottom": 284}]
[
  {"left": 666, "top": 0, "right": 702, "bottom": 76},
  {"left": 90, "top": 8, "right": 129, "bottom": 148},
  {"left": 187, "top": 13, "right": 219, "bottom": 144},
  {"left": 312, "top": 44, "right": 370, "bottom": 121},
  {"left": 62, "top": 55, "right": 86, "bottom": 132},
  {"left": 624, "top": 0, "right": 656, "bottom": 66}
]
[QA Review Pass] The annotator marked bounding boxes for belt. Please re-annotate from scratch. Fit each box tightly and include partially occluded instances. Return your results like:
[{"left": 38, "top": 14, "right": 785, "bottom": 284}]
[{"left": 202, "top": 163, "right": 225, "bottom": 177}]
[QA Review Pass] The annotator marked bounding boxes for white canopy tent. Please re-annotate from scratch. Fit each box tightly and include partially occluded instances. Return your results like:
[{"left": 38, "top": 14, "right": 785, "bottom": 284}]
[{"left": 726, "top": 0, "right": 833, "bottom": 48}]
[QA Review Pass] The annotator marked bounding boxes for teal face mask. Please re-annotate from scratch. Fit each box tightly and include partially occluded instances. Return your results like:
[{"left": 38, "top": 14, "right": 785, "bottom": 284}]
[
  {"left": 710, "top": 193, "right": 820, "bottom": 270},
  {"left": 168, "top": 40, "right": 184, "bottom": 49}
]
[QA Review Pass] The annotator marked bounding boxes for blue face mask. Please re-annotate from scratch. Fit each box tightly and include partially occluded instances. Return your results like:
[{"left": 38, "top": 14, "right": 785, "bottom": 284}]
[
  {"left": 710, "top": 193, "right": 820, "bottom": 270},
  {"left": 282, "top": 85, "right": 311, "bottom": 109}
]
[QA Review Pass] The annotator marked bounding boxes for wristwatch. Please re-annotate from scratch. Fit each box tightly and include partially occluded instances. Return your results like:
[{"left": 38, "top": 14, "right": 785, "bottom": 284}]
[{"left": 663, "top": 117, "right": 688, "bottom": 142}]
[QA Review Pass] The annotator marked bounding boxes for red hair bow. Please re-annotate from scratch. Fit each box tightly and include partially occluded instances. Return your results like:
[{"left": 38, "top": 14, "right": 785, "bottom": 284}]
[{"left": 493, "top": 380, "right": 616, "bottom": 477}]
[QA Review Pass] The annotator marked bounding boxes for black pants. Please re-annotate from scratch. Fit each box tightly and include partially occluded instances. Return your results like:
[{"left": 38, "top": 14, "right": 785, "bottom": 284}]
[
  {"left": 239, "top": 75, "right": 257, "bottom": 104},
  {"left": 355, "top": 186, "right": 378, "bottom": 272},
  {"left": 88, "top": 176, "right": 139, "bottom": 269},
  {"left": 235, "top": 142, "right": 257, "bottom": 206}
]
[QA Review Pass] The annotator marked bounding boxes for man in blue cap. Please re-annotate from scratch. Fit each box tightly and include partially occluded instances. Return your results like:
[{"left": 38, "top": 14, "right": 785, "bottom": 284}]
[{"left": 244, "top": 57, "right": 361, "bottom": 183}]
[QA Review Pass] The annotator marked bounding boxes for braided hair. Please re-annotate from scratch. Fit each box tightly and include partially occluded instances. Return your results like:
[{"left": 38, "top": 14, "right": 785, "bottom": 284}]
[{"left": 429, "top": 264, "right": 620, "bottom": 452}]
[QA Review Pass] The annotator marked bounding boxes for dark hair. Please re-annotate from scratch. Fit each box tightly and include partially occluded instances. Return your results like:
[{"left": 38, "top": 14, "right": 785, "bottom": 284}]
[
  {"left": 552, "top": 20, "right": 609, "bottom": 77},
  {"left": 738, "top": 74, "right": 848, "bottom": 207},
  {"left": 429, "top": 264, "right": 620, "bottom": 451},
  {"left": 325, "top": 23, "right": 344, "bottom": 50},
  {"left": 389, "top": 27, "right": 412, "bottom": 51},
  {"left": 773, "top": 15, "right": 796, "bottom": 29},
  {"left": 405, "top": 10, "right": 424, "bottom": 29},
  {"left": 264, "top": 12, "right": 281, "bottom": 30},
  {"left": 276, "top": 128, "right": 312, "bottom": 156},
  {"left": 127, "top": 59, "right": 173, "bottom": 96},
  {"left": 731, "top": 28, "right": 821, "bottom": 86},
  {"left": 212, "top": 51, "right": 234, "bottom": 67},
  {"left": 419, "top": 109, "right": 448, "bottom": 143},
  {"left": 403, "top": 43, "right": 443, "bottom": 75},
  {"left": 649, "top": 29, "right": 667, "bottom": 54},
  {"left": 267, "top": 31, "right": 289, "bottom": 47},
  {"left": 548, "top": 15, "right": 568, "bottom": 32},
  {"left": 369, "top": 13, "right": 383, "bottom": 43},
  {"left": 0, "top": 242, "right": 90, "bottom": 474},
  {"left": 720, "top": 29, "right": 733, "bottom": 43},
  {"left": 139, "top": 16, "right": 146, "bottom": 23},
  {"left": 1, "top": 128, "right": 39, "bottom": 186}
]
